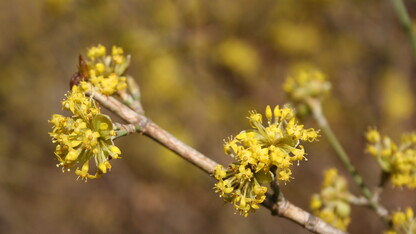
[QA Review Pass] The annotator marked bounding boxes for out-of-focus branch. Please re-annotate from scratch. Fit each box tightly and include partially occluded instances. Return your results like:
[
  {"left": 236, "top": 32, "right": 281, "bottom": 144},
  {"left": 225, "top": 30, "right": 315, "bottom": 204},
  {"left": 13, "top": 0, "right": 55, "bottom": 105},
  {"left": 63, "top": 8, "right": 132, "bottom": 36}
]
[
  {"left": 90, "top": 90, "right": 346, "bottom": 234},
  {"left": 305, "top": 98, "right": 389, "bottom": 224},
  {"left": 390, "top": 0, "right": 416, "bottom": 58}
]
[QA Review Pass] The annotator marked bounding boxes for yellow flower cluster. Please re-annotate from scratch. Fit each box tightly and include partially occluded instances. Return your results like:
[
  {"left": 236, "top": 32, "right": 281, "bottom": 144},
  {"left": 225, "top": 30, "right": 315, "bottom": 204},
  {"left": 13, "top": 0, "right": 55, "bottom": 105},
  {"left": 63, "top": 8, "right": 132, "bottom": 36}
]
[
  {"left": 385, "top": 207, "right": 415, "bottom": 234},
  {"left": 86, "top": 44, "right": 130, "bottom": 95},
  {"left": 49, "top": 82, "right": 121, "bottom": 180},
  {"left": 284, "top": 68, "right": 331, "bottom": 102},
  {"left": 366, "top": 129, "right": 416, "bottom": 189},
  {"left": 213, "top": 164, "right": 268, "bottom": 217},
  {"left": 310, "top": 168, "right": 351, "bottom": 231},
  {"left": 214, "top": 105, "right": 319, "bottom": 216}
]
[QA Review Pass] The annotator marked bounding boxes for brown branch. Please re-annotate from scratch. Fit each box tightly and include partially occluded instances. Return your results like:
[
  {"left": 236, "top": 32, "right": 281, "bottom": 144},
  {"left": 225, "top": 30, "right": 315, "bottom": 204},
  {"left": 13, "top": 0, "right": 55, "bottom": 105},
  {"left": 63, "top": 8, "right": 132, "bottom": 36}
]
[
  {"left": 144, "top": 121, "right": 218, "bottom": 173},
  {"left": 268, "top": 180, "right": 346, "bottom": 234},
  {"left": 90, "top": 91, "right": 347, "bottom": 234},
  {"left": 262, "top": 196, "right": 346, "bottom": 234}
]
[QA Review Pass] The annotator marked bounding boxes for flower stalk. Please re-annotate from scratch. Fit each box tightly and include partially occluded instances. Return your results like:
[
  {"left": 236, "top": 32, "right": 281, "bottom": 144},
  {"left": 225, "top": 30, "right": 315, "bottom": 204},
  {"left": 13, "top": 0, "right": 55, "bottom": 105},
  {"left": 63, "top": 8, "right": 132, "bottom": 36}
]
[{"left": 390, "top": 0, "right": 416, "bottom": 59}]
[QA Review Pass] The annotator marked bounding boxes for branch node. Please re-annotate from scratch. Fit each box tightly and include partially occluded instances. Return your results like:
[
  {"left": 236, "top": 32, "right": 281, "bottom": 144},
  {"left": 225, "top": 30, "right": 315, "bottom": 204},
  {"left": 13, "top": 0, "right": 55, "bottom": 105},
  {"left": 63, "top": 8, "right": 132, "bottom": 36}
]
[
  {"left": 136, "top": 117, "right": 150, "bottom": 134},
  {"left": 305, "top": 213, "right": 320, "bottom": 232}
]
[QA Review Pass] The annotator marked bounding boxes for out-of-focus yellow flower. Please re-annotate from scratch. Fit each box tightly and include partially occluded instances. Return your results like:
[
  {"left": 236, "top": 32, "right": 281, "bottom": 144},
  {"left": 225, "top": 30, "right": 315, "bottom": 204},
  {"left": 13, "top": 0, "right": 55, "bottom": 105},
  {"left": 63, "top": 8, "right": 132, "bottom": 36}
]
[
  {"left": 85, "top": 44, "right": 130, "bottom": 95},
  {"left": 365, "top": 129, "right": 416, "bottom": 189},
  {"left": 49, "top": 82, "right": 121, "bottom": 180},
  {"left": 146, "top": 54, "right": 181, "bottom": 98},
  {"left": 214, "top": 105, "right": 319, "bottom": 216},
  {"left": 284, "top": 67, "right": 331, "bottom": 102},
  {"left": 380, "top": 71, "right": 414, "bottom": 121},
  {"left": 310, "top": 168, "right": 351, "bottom": 231},
  {"left": 386, "top": 207, "right": 416, "bottom": 234},
  {"left": 271, "top": 22, "right": 321, "bottom": 55},
  {"left": 44, "top": 0, "right": 73, "bottom": 15},
  {"left": 216, "top": 38, "right": 259, "bottom": 78}
]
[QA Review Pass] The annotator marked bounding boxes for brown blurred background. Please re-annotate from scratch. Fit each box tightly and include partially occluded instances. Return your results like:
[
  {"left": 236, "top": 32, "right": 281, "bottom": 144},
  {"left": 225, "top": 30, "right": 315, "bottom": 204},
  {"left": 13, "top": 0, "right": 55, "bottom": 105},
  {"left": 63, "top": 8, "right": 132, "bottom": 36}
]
[{"left": 1, "top": 0, "right": 416, "bottom": 233}]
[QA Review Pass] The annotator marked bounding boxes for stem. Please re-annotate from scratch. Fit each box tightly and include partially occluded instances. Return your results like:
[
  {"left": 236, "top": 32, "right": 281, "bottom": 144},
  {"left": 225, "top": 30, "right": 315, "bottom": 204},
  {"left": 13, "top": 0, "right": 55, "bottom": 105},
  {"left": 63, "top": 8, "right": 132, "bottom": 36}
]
[
  {"left": 114, "top": 129, "right": 130, "bottom": 139},
  {"left": 114, "top": 123, "right": 138, "bottom": 140},
  {"left": 391, "top": 0, "right": 416, "bottom": 58},
  {"left": 373, "top": 171, "right": 390, "bottom": 205},
  {"left": 378, "top": 171, "right": 390, "bottom": 189},
  {"left": 306, "top": 98, "right": 389, "bottom": 223}
]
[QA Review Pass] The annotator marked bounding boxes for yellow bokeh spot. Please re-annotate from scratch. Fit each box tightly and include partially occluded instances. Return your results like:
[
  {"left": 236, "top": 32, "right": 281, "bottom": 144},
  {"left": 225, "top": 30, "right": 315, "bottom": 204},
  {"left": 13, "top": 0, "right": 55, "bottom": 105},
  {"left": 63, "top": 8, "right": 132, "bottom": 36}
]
[{"left": 380, "top": 70, "right": 414, "bottom": 121}]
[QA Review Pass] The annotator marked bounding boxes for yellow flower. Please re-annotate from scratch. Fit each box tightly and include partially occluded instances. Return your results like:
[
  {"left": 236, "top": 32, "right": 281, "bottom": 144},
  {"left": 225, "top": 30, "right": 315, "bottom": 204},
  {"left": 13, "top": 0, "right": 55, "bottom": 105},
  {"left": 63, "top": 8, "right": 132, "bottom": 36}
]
[
  {"left": 49, "top": 83, "right": 121, "bottom": 180},
  {"left": 284, "top": 67, "right": 331, "bottom": 102},
  {"left": 236, "top": 105, "right": 318, "bottom": 179},
  {"left": 214, "top": 105, "right": 319, "bottom": 216},
  {"left": 84, "top": 44, "right": 130, "bottom": 95},
  {"left": 112, "top": 46, "right": 124, "bottom": 56},
  {"left": 386, "top": 207, "right": 416, "bottom": 234},
  {"left": 87, "top": 44, "right": 106, "bottom": 60},
  {"left": 310, "top": 168, "right": 351, "bottom": 231},
  {"left": 213, "top": 163, "right": 267, "bottom": 217},
  {"left": 310, "top": 194, "right": 322, "bottom": 210},
  {"left": 365, "top": 129, "right": 416, "bottom": 189}
]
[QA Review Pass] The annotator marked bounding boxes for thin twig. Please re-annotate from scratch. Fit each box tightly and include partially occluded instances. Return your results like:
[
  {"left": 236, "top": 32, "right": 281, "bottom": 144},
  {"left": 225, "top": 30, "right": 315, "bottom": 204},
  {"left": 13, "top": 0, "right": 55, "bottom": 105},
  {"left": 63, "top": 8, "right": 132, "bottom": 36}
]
[
  {"left": 306, "top": 98, "right": 389, "bottom": 223},
  {"left": 348, "top": 196, "right": 369, "bottom": 206},
  {"left": 390, "top": 0, "right": 416, "bottom": 58},
  {"left": 91, "top": 91, "right": 346, "bottom": 234}
]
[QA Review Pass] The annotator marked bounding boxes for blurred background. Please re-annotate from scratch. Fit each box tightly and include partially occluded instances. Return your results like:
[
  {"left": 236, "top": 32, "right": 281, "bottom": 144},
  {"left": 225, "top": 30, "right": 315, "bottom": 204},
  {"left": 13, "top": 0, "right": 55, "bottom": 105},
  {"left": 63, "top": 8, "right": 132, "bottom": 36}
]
[{"left": 1, "top": 0, "right": 416, "bottom": 233}]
